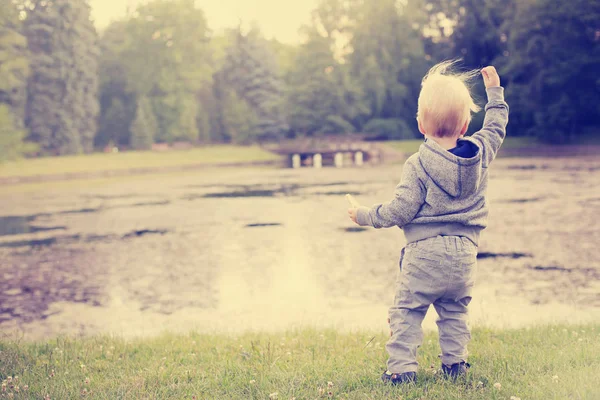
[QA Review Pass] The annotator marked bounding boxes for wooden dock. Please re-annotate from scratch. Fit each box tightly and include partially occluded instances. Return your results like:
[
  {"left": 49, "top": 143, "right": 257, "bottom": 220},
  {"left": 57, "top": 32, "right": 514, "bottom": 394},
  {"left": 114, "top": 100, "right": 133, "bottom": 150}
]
[{"left": 262, "top": 135, "right": 385, "bottom": 168}]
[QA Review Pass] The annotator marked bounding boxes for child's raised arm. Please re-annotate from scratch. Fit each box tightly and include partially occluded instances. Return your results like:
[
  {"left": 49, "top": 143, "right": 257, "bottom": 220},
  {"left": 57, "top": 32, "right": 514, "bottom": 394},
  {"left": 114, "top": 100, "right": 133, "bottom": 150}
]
[
  {"left": 353, "top": 161, "right": 426, "bottom": 229},
  {"left": 470, "top": 66, "right": 509, "bottom": 167}
]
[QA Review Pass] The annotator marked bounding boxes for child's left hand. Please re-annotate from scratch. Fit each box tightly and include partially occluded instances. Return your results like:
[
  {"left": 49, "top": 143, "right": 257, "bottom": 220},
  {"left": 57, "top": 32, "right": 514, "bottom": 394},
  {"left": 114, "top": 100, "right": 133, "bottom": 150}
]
[
  {"left": 348, "top": 207, "right": 359, "bottom": 224},
  {"left": 346, "top": 194, "right": 361, "bottom": 225}
]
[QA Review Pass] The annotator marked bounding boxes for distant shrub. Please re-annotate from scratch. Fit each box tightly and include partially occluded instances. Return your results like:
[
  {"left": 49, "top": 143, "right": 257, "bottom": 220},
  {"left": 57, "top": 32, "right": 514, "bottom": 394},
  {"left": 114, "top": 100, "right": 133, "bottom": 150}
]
[{"left": 363, "top": 118, "right": 416, "bottom": 140}]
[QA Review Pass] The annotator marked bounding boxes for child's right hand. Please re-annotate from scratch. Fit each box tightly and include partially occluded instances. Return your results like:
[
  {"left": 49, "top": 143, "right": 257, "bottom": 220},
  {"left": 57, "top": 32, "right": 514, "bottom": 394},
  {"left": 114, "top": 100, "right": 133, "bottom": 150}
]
[{"left": 481, "top": 66, "right": 500, "bottom": 88}]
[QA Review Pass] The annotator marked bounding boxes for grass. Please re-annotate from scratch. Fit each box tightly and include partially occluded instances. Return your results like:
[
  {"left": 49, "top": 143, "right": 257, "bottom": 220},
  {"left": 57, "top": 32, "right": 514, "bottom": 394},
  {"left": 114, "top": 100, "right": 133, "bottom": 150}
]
[
  {"left": 1, "top": 325, "right": 598, "bottom": 399},
  {"left": 0, "top": 145, "right": 280, "bottom": 179}
]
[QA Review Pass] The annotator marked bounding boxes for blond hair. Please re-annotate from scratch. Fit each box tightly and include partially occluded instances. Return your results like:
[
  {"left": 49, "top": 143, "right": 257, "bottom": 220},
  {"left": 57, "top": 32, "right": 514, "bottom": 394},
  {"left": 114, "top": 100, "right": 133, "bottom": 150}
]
[{"left": 417, "top": 60, "right": 481, "bottom": 138}]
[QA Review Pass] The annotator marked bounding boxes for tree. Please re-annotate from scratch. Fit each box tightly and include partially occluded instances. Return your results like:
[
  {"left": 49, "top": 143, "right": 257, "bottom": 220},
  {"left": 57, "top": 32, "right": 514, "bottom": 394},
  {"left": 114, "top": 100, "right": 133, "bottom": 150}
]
[
  {"left": 0, "top": 104, "right": 27, "bottom": 161},
  {"left": 347, "top": 0, "right": 426, "bottom": 136},
  {"left": 130, "top": 96, "right": 157, "bottom": 150},
  {"left": 110, "top": 0, "right": 213, "bottom": 144},
  {"left": 504, "top": 0, "right": 600, "bottom": 142},
  {"left": 24, "top": 0, "right": 99, "bottom": 155},
  {"left": 218, "top": 27, "right": 289, "bottom": 142},
  {"left": 96, "top": 97, "right": 131, "bottom": 148},
  {"left": 67, "top": 0, "right": 100, "bottom": 152},
  {"left": 285, "top": 0, "right": 370, "bottom": 137},
  {"left": 0, "top": 0, "right": 29, "bottom": 131}
]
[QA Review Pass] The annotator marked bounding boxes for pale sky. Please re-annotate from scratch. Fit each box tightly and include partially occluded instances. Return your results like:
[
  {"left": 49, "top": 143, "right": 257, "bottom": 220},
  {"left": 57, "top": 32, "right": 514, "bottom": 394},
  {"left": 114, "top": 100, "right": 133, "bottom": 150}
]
[{"left": 90, "top": 0, "right": 319, "bottom": 44}]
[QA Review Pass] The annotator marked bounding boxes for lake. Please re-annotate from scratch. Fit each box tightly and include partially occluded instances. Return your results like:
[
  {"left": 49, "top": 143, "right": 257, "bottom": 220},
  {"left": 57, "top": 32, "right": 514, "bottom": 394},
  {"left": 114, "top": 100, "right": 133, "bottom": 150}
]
[{"left": 1, "top": 155, "right": 599, "bottom": 339}]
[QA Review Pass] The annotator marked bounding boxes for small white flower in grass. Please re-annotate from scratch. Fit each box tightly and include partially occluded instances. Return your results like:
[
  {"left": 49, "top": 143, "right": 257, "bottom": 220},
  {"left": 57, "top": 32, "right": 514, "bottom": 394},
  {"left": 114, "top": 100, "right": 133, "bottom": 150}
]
[
  {"left": 14, "top": 386, "right": 19, "bottom": 393},
  {"left": 1, "top": 382, "right": 6, "bottom": 392},
  {"left": 6, "top": 377, "right": 12, "bottom": 384},
  {"left": 85, "top": 377, "right": 90, "bottom": 384},
  {"left": 8, "top": 393, "right": 13, "bottom": 398},
  {"left": 552, "top": 375, "right": 559, "bottom": 381},
  {"left": 22, "top": 385, "right": 28, "bottom": 391},
  {"left": 476, "top": 381, "right": 484, "bottom": 388},
  {"left": 318, "top": 387, "right": 325, "bottom": 396},
  {"left": 510, "top": 396, "right": 521, "bottom": 400},
  {"left": 80, "top": 364, "right": 86, "bottom": 369},
  {"left": 328, "top": 391, "right": 333, "bottom": 397},
  {"left": 578, "top": 338, "right": 583, "bottom": 342},
  {"left": 269, "top": 392, "right": 278, "bottom": 399},
  {"left": 249, "top": 380, "right": 256, "bottom": 384},
  {"left": 327, "top": 381, "right": 334, "bottom": 388},
  {"left": 493, "top": 382, "right": 502, "bottom": 389},
  {"left": 286, "top": 351, "right": 291, "bottom": 356}
]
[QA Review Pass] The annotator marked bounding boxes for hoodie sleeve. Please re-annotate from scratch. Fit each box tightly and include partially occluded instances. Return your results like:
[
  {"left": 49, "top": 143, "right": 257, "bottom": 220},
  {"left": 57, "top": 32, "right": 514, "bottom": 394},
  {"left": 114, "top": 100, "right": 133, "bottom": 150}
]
[
  {"left": 470, "top": 86, "right": 509, "bottom": 168},
  {"left": 356, "top": 161, "right": 425, "bottom": 229}
]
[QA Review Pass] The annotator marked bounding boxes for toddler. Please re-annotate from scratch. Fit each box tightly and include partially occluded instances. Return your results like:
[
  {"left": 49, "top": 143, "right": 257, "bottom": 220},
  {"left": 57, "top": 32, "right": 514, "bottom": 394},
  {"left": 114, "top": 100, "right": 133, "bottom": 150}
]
[{"left": 348, "top": 61, "right": 509, "bottom": 384}]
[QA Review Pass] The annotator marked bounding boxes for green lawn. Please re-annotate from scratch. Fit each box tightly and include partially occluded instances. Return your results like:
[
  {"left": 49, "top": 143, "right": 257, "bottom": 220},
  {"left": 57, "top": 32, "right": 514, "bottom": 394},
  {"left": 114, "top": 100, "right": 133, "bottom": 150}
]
[
  {"left": 1, "top": 325, "right": 598, "bottom": 399},
  {"left": 0, "top": 145, "right": 280, "bottom": 179}
]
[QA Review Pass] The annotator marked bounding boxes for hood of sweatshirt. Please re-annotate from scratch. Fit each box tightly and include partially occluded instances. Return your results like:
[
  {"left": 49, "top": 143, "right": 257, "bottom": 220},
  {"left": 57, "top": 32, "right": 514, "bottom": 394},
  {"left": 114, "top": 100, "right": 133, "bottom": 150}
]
[{"left": 418, "top": 138, "right": 482, "bottom": 198}]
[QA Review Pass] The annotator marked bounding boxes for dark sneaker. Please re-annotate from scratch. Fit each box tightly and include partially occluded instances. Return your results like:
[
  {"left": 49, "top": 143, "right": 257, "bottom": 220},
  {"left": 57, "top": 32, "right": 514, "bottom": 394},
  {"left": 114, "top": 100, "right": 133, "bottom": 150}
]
[
  {"left": 381, "top": 370, "right": 417, "bottom": 384},
  {"left": 441, "top": 361, "right": 470, "bottom": 379}
]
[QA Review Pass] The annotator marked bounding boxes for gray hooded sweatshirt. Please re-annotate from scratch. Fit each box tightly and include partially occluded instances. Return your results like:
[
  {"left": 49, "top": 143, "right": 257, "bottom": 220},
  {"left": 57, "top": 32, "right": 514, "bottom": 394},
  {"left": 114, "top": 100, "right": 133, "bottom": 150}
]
[{"left": 356, "top": 86, "right": 509, "bottom": 246}]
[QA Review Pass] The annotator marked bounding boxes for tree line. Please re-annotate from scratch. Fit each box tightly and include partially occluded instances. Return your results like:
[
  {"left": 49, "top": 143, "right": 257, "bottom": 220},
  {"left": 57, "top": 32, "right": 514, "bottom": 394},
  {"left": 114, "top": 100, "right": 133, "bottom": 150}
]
[{"left": 0, "top": 0, "right": 599, "bottom": 160}]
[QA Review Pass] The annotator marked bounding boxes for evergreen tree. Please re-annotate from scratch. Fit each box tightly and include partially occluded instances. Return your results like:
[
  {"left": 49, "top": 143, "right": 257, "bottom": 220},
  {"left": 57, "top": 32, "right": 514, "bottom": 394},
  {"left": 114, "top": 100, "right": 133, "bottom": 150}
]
[
  {"left": 0, "top": 104, "right": 26, "bottom": 161},
  {"left": 130, "top": 97, "right": 157, "bottom": 150},
  {"left": 286, "top": 30, "right": 344, "bottom": 136},
  {"left": 0, "top": 0, "right": 29, "bottom": 131},
  {"left": 68, "top": 0, "right": 100, "bottom": 152},
  {"left": 24, "top": 0, "right": 99, "bottom": 155},
  {"left": 220, "top": 28, "right": 289, "bottom": 142},
  {"left": 96, "top": 97, "right": 130, "bottom": 148}
]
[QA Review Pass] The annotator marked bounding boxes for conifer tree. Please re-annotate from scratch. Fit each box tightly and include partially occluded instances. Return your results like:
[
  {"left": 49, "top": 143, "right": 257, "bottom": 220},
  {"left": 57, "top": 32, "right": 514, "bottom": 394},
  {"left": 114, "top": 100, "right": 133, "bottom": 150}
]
[{"left": 130, "top": 96, "right": 156, "bottom": 150}]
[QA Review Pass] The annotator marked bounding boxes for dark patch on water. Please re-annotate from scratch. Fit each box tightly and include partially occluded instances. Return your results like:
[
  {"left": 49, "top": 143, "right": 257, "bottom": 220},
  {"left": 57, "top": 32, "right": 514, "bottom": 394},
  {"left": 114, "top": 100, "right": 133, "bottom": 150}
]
[
  {"left": 245, "top": 223, "right": 282, "bottom": 228},
  {"left": 85, "top": 194, "right": 139, "bottom": 200},
  {"left": 129, "top": 200, "right": 171, "bottom": 207},
  {"left": 499, "top": 197, "right": 545, "bottom": 203},
  {"left": 122, "top": 229, "right": 169, "bottom": 238},
  {"left": 0, "top": 216, "right": 66, "bottom": 237},
  {"left": 531, "top": 265, "right": 569, "bottom": 272},
  {"left": 315, "top": 191, "right": 362, "bottom": 196},
  {"left": 201, "top": 190, "right": 278, "bottom": 198},
  {"left": 506, "top": 165, "right": 549, "bottom": 170},
  {"left": 188, "top": 181, "right": 352, "bottom": 189},
  {"left": 313, "top": 181, "right": 352, "bottom": 187},
  {"left": 58, "top": 207, "right": 100, "bottom": 215},
  {"left": 477, "top": 252, "right": 532, "bottom": 259},
  {"left": 343, "top": 227, "right": 368, "bottom": 233},
  {"left": 0, "top": 229, "right": 170, "bottom": 248},
  {"left": 186, "top": 182, "right": 359, "bottom": 199}
]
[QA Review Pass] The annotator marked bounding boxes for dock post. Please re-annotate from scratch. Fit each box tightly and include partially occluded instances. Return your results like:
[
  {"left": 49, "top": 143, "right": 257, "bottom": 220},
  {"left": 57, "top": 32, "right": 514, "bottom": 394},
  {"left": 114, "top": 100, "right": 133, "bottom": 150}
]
[
  {"left": 314, "top": 153, "right": 322, "bottom": 168},
  {"left": 334, "top": 152, "right": 343, "bottom": 168},
  {"left": 355, "top": 151, "right": 363, "bottom": 166},
  {"left": 292, "top": 154, "right": 301, "bottom": 169}
]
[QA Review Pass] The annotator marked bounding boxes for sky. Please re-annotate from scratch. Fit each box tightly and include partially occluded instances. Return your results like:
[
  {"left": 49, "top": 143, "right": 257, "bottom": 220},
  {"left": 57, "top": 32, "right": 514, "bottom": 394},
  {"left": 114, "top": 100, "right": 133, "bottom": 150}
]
[{"left": 89, "top": 0, "right": 319, "bottom": 44}]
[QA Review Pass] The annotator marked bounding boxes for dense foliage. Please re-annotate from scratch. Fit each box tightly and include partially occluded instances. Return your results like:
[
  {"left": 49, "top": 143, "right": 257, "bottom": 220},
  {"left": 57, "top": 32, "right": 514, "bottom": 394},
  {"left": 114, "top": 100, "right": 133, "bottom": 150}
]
[{"left": 0, "top": 0, "right": 598, "bottom": 158}]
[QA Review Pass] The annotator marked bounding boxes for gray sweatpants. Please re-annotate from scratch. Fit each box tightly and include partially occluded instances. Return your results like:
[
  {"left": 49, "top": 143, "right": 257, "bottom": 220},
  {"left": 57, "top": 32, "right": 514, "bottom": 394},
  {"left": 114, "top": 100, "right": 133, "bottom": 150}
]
[{"left": 387, "top": 235, "right": 477, "bottom": 374}]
